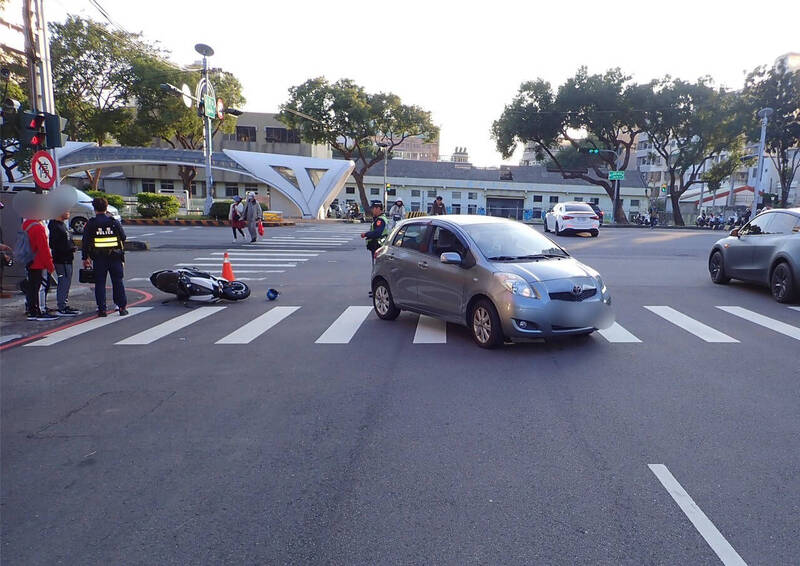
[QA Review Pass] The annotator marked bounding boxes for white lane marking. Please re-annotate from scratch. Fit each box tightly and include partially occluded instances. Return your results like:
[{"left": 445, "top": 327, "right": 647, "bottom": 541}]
[
  {"left": 188, "top": 257, "right": 309, "bottom": 262},
  {"left": 413, "top": 315, "right": 447, "bottom": 343},
  {"left": 644, "top": 306, "right": 738, "bottom": 343},
  {"left": 315, "top": 306, "right": 372, "bottom": 344},
  {"left": 217, "top": 270, "right": 285, "bottom": 274},
  {"left": 789, "top": 306, "right": 800, "bottom": 313},
  {"left": 234, "top": 277, "right": 267, "bottom": 281},
  {"left": 717, "top": 306, "right": 800, "bottom": 341},
  {"left": 216, "top": 306, "right": 301, "bottom": 344},
  {"left": 26, "top": 307, "right": 153, "bottom": 346},
  {"left": 597, "top": 322, "right": 642, "bottom": 343},
  {"left": 648, "top": 464, "right": 747, "bottom": 566},
  {"left": 138, "top": 232, "right": 155, "bottom": 237},
  {"left": 127, "top": 277, "right": 149, "bottom": 282},
  {"left": 212, "top": 252, "right": 319, "bottom": 257},
  {"left": 175, "top": 263, "right": 297, "bottom": 268},
  {"left": 160, "top": 230, "right": 173, "bottom": 234},
  {"left": 115, "top": 306, "right": 225, "bottom": 345},
  {"left": 250, "top": 245, "right": 338, "bottom": 251},
  {"left": 253, "top": 242, "right": 342, "bottom": 246},
  {"left": 0, "top": 334, "right": 22, "bottom": 344}
]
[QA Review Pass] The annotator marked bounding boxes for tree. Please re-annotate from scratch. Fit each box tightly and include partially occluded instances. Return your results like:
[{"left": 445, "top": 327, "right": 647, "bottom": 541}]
[
  {"left": 278, "top": 77, "right": 438, "bottom": 211},
  {"left": 632, "top": 78, "right": 745, "bottom": 225},
  {"left": 743, "top": 61, "right": 800, "bottom": 208},
  {"left": 49, "top": 16, "right": 155, "bottom": 188},
  {"left": 123, "top": 56, "right": 245, "bottom": 193},
  {"left": 700, "top": 139, "right": 751, "bottom": 206},
  {"left": 0, "top": 50, "right": 29, "bottom": 181},
  {"left": 493, "top": 68, "right": 642, "bottom": 223}
]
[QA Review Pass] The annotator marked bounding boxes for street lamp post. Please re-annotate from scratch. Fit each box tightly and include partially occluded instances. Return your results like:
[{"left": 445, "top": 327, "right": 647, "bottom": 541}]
[
  {"left": 751, "top": 107, "right": 774, "bottom": 217},
  {"left": 376, "top": 141, "right": 389, "bottom": 210},
  {"left": 195, "top": 43, "right": 215, "bottom": 216}
]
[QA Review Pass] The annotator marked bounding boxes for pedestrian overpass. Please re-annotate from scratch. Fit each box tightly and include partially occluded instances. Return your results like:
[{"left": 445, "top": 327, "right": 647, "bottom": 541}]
[{"left": 40, "top": 142, "right": 354, "bottom": 219}]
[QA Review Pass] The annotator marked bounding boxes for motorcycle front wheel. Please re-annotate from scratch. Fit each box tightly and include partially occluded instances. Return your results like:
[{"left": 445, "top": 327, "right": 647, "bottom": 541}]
[{"left": 219, "top": 280, "right": 251, "bottom": 301}]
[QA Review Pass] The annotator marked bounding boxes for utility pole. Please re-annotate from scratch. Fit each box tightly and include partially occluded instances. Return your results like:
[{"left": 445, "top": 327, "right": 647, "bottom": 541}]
[
  {"left": 376, "top": 141, "right": 389, "bottom": 210},
  {"left": 751, "top": 107, "right": 774, "bottom": 217},
  {"left": 195, "top": 44, "right": 216, "bottom": 216}
]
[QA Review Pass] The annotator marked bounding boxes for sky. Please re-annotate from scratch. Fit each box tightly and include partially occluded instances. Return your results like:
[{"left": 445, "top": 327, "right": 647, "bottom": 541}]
[{"left": 38, "top": 0, "right": 800, "bottom": 166}]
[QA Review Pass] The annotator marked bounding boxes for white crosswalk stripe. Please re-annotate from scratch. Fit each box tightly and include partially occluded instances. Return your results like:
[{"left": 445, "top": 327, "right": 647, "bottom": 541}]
[
  {"left": 213, "top": 252, "right": 320, "bottom": 257},
  {"left": 315, "top": 306, "right": 372, "bottom": 344},
  {"left": 597, "top": 322, "right": 641, "bottom": 343},
  {"left": 789, "top": 307, "right": 800, "bottom": 313},
  {"left": 644, "top": 306, "right": 738, "bottom": 343},
  {"left": 116, "top": 306, "right": 226, "bottom": 345},
  {"left": 717, "top": 306, "right": 800, "bottom": 341},
  {"left": 176, "top": 263, "right": 298, "bottom": 268},
  {"left": 184, "top": 258, "right": 310, "bottom": 262},
  {"left": 216, "top": 306, "right": 301, "bottom": 344},
  {"left": 413, "top": 315, "right": 447, "bottom": 343},
  {"left": 25, "top": 307, "right": 153, "bottom": 346}
]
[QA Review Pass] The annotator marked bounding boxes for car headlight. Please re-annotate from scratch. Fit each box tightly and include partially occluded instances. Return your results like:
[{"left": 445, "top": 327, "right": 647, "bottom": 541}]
[{"left": 495, "top": 272, "right": 539, "bottom": 299}]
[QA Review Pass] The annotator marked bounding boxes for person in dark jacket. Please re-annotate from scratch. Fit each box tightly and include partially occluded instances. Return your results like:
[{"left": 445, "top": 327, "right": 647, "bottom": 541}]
[
  {"left": 49, "top": 210, "right": 80, "bottom": 316},
  {"left": 82, "top": 197, "right": 128, "bottom": 317}
]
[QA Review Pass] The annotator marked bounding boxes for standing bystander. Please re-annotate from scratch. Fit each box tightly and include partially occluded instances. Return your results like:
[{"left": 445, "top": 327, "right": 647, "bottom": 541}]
[
  {"left": 21, "top": 216, "right": 56, "bottom": 320},
  {"left": 82, "top": 197, "right": 128, "bottom": 317},
  {"left": 432, "top": 196, "right": 446, "bottom": 215},
  {"left": 49, "top": 210, "right": 81, "bottom": 316}
]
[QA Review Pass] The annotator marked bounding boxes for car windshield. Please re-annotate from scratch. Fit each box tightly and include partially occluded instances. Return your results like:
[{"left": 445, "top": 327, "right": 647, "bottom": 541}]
[
  {"left": 462, "top": 222, "right": 568, "bottom": 260},
  {"left": 564, "top": 204, "right": 594, "bottom": 213},
  {"left": 75, "top": 188, "right": 93, "bottom": 203}
]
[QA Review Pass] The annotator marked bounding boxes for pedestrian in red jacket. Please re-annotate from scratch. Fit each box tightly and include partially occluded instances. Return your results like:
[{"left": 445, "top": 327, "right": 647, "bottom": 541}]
[{"left": 22, "top": 218, "right": 56, "bottom": 321}]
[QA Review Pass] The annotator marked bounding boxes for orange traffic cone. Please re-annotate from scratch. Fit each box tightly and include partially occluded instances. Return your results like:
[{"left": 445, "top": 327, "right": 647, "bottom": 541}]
[{"left": 221, "top": 252, "right": 236, "bottom": 281}]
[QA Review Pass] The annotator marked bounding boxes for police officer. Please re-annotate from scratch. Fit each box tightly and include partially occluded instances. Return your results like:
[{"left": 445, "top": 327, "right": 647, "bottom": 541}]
[
  {"left": 82, "top": 197, "right": 128, "bottom": 317},
  {"left": 360, "top": 201, "right": 390, "bottom": 263}
]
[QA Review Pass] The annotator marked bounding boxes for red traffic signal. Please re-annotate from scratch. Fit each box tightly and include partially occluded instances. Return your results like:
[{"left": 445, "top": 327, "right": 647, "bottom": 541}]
[{"left": 19, "top": 112, "right": 46, "bottom": 149}]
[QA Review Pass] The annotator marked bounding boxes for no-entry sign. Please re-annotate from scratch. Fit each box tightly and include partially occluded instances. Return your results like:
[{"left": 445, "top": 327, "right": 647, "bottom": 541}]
[{"left": 31, "top": 150, "right": 57, "bottom": 189}]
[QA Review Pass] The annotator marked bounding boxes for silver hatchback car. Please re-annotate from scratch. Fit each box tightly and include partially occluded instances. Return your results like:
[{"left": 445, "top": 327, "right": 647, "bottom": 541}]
[{"left": 371, "top": 215, "right": 614, "bottom": 348}]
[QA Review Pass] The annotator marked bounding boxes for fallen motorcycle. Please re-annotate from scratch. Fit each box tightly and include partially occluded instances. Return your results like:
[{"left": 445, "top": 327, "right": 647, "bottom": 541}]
[{"left": 149, "top": 267, "right": 251, "bottom": 302}]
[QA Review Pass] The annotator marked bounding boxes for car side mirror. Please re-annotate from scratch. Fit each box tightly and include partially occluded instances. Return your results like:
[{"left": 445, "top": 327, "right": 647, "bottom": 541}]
[
  {"left": 440, "top": 252, "right": 462, "bottom": 265},
  {"left": 730, "top": 228, "right": 739, "bottom": 237}
]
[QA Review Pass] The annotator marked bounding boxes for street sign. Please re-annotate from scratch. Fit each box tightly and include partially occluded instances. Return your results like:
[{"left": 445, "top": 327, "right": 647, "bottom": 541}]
[
  {"left": 203, "top": 94, "right": 216, "bottom": 119},
  {"left": 31, "top": 150, "right": 56, "bottom": 189},
  {"left": 608, "top": 170, "right": 625, "bottom": 181},
  {"left": 216, "top": 98, "right": 225, "bottom": 120}
]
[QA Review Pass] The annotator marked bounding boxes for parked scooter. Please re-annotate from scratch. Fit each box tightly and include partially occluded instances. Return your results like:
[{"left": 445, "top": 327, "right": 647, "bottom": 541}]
[{"left": 150, "top": 268, "right": 251, "bottom": 302}]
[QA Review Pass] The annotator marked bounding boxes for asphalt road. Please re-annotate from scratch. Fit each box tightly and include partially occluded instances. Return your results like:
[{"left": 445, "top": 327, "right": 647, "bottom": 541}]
[{"left": 2, "top": 222, "right": 798, "bottom": 565}]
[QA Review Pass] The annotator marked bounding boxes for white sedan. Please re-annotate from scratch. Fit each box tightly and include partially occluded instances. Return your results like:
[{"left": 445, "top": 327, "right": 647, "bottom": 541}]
[{"left": 544, "top": 202, "right": 600, "bottom": 237}]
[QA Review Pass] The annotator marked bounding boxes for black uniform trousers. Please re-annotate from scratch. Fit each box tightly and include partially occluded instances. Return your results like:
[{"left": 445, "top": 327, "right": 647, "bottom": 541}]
[{"left": 93, "top": 254, "right": 127, "bottom": 312}]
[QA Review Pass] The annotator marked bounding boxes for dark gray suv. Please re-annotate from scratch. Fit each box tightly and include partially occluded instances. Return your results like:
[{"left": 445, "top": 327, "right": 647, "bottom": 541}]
[{"left": 709, "top": 207, "right": 800, "bottom": 303}]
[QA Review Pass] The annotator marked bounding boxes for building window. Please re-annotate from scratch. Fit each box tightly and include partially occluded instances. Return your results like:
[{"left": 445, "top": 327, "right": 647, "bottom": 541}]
[
  {"left": 574, "top": 197, "right": 583, "bottom": 202},
  {"left": 549, "top": 196, "right": 559, "bottom": 203},
  {"left": 244, "top": 183, "right": 258, "bottom": 194},
  {"left": 141, "top": 179, "right": 156, "bottom": 193},
  {"left": 630, "top": 199, "right": 640, "bottom": 207},
  {"left": 467, "top": 204, "right": 477, "bottom": 214},
  {"left": 160, "top": 181, "right": 174, "bottom": 193},
  {"left": 411, "top": 202, "right": 421, "bottom": 211},
  {"left": 468, "top": 192, "right": 478, "bottom": 200},
  {"left": 346, "top": 186, "right": 355, "bottom": 194},
  {"left": 370, "top": 188, "right": 380, "bottom": 195},
  {"left": 452, "top": 203, "right": 461, "bottom": 214},
  {"left": 411, "top": 189, "right": 420, "bottom": 197},
  {"left": 452, "top": 191, "right": 462, "bottom": 199},
  {"left": 427, "top": 190, "right": 436, "bottom": 197},
  {"left": 264, "top": 127, "right": 300, "bottom": 143},
  {"left": 590, "top": 197, "right": 600, "bottom": 205},
  {"left": 533, "top": 195, "right": 542, "bottom": 202},
  {"left": 235, "top": 126, "right": 257, "bottom": 142},
  {"left": 190, "top": 181, "right": 203, "bottom": 196},
  {"left": 225, "top": 183, "right": 239, "bottom": 197}
]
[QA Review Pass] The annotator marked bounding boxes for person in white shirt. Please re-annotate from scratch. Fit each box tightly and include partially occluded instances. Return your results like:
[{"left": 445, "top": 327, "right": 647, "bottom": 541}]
[{"left": 388, "top": 199, "right": 406, "bottom": 227}]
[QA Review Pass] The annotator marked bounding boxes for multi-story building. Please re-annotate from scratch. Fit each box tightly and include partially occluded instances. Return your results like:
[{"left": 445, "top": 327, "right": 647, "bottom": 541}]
[
  {"left": 390, "top": 135, "right": 439, "bottom": 161},
  {"left": 338, "top": 159, "right": 648, "bottom": 220}
]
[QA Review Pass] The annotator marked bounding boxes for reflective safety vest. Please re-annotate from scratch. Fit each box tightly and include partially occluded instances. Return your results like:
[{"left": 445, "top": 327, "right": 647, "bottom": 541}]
[
  {"left": 373, "top": 214, "right": 390, "bottom": 246},
  {"left": 93, "top": 225, "right": 122, "bottom": 251}
]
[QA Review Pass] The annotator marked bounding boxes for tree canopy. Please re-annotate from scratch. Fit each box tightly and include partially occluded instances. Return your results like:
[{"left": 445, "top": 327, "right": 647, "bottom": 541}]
[{"left": 278, "top": 77, "right": 438, "bottom": 211}]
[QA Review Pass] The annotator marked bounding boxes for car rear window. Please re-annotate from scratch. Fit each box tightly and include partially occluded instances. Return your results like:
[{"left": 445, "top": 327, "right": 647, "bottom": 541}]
[{"left": 564, "top": 204, "right": 594, "bottom": 213}]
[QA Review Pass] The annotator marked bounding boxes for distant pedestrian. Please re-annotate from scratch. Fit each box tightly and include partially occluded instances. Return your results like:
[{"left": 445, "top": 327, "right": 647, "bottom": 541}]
[
  {"left": 21, "top": 216, "right": 56, "bottom": 320},
  {"left": 48, "top": 210, "right": 80, "bottom": 316},
  {"left": 243, "top": 191, "right": 262, "bottom": 243},
  {"left": 82, "top": 197, "right": 127, "bottom": 317},
  {"left": 432, "top": 196, "right": 446, "bottom": 215},
  {"left": 228, "top": 196, "right": 245, "bottom": 242}
]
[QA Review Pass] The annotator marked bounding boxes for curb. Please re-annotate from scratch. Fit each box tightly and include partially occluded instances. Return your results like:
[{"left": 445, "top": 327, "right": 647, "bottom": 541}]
[{"left": 123, "top": 219, "right": 295, "bottom": 227}]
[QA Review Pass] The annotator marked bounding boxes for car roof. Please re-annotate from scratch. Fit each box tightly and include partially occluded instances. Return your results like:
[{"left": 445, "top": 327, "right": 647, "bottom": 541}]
[{"left": 404, "top": 215, "right": 522, "bottom": 227}]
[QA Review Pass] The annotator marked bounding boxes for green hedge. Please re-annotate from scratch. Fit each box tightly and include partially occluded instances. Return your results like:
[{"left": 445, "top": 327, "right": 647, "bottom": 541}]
[
  {"left": 85, "top": 190, "right": 125, "bottom": 210},
  {"left": 136, "top": 193, "right": 180, "bottom": 218}
]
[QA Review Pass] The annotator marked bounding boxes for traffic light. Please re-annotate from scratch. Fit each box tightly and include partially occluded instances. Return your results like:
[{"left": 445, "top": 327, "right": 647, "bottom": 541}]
[
  {"left": 19, "top": 111, "right": 45, "bottom": 149},
  {"left": 44, "top": 113, "right": 68, "bottom": 148},
  {"left": 578, "top": 147, "right": 601, "bottom": 154}
]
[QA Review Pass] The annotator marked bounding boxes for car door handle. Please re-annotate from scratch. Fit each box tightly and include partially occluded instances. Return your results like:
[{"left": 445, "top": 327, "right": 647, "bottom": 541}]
[{"left": 418, "top": 261, "right": 428, "bottom": 269}]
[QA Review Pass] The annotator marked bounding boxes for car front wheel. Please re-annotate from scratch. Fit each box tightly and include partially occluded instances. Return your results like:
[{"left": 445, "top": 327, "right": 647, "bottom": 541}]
[
  {"left": 770, "top": 262, "right": 798, "bottom": 303},
  {"left": 709, "top": 251, "right": 730, "bottom": 284},
  {"left": 470, "top": 299, "right": 503, "bottom": 349},
  {"left": 70, "top": 216, "right": 88, "bottom": 234},
  {"left": 555, "top": 222, "right": 563, "bottom": 236},
  {"left": 373, "top": 279, "right": 400, "bottom": 320}
]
